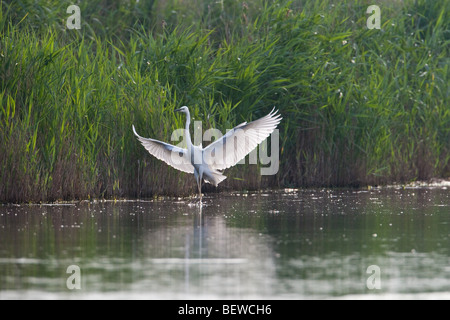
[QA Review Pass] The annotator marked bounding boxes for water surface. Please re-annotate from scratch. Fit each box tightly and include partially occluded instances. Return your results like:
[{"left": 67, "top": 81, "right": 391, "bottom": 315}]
[{"left": 0, "top": 188, "right": 449, "bottom": 299}]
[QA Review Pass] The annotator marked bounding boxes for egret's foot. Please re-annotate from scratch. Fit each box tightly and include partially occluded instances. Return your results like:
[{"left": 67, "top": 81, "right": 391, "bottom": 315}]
[{"left": 187, "top": 196, "right": 203, "bottom": 207}]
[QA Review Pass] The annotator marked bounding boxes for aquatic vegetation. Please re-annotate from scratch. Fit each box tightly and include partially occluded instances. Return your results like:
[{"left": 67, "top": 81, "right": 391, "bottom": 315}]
[{"left": 0, "top": 0, "right": 448, "bottom": 202}]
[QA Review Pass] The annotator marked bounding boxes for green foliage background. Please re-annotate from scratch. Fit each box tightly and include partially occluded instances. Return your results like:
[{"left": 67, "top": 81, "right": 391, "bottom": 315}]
[{"left": 0, "top": 0, "right": 449, "bottom": 202}]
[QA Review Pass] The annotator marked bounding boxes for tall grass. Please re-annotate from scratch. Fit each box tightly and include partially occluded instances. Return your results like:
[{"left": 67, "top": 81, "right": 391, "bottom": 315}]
[{"left": 1, "top": 0, "right": 449, "bottom": 203}]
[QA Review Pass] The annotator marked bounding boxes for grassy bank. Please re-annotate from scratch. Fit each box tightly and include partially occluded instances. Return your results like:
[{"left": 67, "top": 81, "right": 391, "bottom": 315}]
[{"left": 1, "top": 0, "right": 449, "bottom": 203}]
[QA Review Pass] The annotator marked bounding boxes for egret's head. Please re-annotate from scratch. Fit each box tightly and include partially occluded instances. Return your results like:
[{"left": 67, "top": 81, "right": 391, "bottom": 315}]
[{"left": 174, "top": 106, "right": 189, "bottom": 114}]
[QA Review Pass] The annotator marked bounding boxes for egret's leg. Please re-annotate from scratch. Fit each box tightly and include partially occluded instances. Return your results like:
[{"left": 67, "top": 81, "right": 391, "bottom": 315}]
[
  {"left": 198, "top": 168, "right": 203, "bottom": 203},
  {"left": 194, "top": 170, "right": 202, "bottom": 201}
]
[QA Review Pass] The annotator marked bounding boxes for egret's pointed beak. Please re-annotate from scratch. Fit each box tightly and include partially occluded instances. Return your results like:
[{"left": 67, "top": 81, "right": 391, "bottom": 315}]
[{"left": 174, "top": 108, "right": 182, "bottom": 113}]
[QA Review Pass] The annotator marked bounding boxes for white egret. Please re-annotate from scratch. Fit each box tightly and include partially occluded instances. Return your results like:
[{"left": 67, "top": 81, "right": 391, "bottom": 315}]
[{"left": 132, "top": 106, "right": 281, "bottom": 202}]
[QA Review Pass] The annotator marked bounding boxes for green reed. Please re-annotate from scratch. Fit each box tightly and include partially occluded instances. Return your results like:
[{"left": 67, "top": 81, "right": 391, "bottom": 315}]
[{"left": 0, "top": 0, "right": 448, "bottom": 202}]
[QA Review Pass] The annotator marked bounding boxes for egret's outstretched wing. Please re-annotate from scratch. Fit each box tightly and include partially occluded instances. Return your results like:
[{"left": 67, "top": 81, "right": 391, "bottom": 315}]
[
  {"left": 203, "top": 108, "right": 282, "bottom": 171},
  {"left": 132, "top": 125, "right": 194, "bottom": 174}
]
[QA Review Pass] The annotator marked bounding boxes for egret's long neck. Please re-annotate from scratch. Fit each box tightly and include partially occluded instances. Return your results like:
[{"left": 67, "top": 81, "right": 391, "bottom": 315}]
[{"left": 185, "top": 110, "right": 192, "bottom": 149}]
